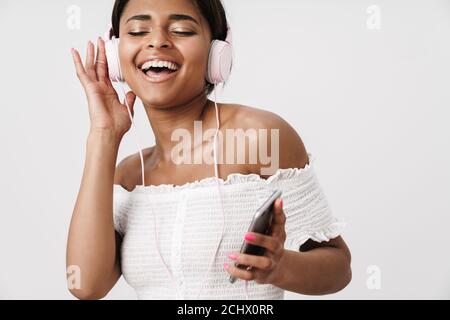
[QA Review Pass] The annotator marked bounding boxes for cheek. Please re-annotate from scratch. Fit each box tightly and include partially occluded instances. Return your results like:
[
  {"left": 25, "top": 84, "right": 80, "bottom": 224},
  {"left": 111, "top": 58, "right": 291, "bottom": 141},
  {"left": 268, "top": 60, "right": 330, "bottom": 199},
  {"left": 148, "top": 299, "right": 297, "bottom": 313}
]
[
  {"left": 181, "top": 43, "right": 210, "bottom": 80},
  {"left": 118, "top": 42, "right": 139, "bottom": 80}
]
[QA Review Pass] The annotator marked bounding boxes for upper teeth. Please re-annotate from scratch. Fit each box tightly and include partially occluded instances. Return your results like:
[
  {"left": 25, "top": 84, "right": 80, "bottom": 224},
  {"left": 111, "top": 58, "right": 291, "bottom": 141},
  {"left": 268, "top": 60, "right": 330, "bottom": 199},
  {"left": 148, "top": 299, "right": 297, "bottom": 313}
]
[{"left": 141, "top": 60, "right": 179, "bottom": 71}]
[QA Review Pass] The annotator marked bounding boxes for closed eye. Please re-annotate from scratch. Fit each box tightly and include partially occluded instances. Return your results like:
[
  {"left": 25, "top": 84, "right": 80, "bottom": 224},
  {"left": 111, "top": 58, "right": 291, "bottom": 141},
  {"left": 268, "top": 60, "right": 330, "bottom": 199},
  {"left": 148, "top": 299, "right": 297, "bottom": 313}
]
[
  {"left": 172, "top": 31, "right": 195, "bottom": 36},
  {"left": 128, "top": 31, "right": 196, "bottom": 37},
  {"left": 128, "top": 31, "right": 149, "bottom": 36}
]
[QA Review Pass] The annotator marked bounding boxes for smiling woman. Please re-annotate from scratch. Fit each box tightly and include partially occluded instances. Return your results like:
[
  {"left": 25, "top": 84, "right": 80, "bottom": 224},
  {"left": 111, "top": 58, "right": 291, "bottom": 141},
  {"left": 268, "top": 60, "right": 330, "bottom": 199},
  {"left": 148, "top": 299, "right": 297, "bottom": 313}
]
[
  {"left": 66, "top": 0, "right": 351, "bottom": 300},
  {"left": 110, "top": 0, "right": 229, "bottom": 103}
]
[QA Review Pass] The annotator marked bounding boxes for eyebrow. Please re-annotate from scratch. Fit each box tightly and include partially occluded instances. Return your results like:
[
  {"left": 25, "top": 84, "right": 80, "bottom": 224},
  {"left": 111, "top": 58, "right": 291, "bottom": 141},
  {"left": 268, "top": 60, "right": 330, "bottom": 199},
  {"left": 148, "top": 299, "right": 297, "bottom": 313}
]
[{"left": 126, "top": 13, "right": 200, "bottom": 26}]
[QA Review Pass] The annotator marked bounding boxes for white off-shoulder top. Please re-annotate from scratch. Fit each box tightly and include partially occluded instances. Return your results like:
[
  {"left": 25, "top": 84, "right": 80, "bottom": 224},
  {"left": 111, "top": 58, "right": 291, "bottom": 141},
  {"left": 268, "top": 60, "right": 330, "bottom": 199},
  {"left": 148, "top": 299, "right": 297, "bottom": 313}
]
[{"left": 112, "top": 152, "right": 345, "bottom": 300}]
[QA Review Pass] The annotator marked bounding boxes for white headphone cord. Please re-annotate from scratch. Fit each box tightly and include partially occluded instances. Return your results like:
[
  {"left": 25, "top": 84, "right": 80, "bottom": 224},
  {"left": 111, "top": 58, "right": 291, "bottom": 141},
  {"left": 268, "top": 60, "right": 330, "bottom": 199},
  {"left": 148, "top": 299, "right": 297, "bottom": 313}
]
[
  {"left": 111, "top": 37, "right": 146, "bottom": 187},
  {"left": 208, "top": 85, "right": 249, "bottom": 300},
  {"left": 115, "top": 80, "right": 244, "bottom": 299},
  {"left": 195, "top": 84, "right": 226, "bottom": 299},
  {"left": 115, "top": 78, "right": 182, "bottom": 299}
]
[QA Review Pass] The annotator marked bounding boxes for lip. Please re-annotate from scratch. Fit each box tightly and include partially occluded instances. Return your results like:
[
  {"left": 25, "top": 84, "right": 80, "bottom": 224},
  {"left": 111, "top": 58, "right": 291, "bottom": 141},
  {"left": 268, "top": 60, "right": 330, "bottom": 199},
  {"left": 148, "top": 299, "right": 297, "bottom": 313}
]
[{"left": 138, "top": 67, "right": 179, "bottom": 84}]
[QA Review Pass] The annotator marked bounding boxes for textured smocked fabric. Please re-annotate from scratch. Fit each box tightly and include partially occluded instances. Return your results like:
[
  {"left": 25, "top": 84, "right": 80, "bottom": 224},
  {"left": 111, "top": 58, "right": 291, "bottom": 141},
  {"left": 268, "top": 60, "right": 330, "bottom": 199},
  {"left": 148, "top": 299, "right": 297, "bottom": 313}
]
[{"left": 112, "top": 152, "right": 345, "bottom": 299}]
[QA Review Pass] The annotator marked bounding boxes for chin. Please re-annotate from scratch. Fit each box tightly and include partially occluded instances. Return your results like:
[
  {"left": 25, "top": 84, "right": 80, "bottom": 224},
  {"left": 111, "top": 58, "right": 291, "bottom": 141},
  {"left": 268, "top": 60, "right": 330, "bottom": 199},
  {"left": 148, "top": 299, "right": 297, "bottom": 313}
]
[
  {"left": 131, "top": 81, "right": 180, "bottom": 108},
  {"left": 139, "top": 91, "right": 179, "bottom": 108}
]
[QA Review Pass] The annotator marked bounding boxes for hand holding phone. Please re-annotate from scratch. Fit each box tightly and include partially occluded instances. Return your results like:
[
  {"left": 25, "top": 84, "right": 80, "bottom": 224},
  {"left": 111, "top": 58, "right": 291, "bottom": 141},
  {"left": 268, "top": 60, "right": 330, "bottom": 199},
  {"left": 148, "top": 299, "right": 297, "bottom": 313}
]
[{"left": 229, "top": 189, "right": 282, "bottom": 284}]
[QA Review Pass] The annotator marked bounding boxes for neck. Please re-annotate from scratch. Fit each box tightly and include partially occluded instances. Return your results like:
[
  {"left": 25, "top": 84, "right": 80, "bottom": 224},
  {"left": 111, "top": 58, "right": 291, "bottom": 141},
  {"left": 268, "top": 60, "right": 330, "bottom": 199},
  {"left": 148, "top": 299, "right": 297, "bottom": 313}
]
[{"left": 142, "top": 89, "right": 214, "bottom": 162}]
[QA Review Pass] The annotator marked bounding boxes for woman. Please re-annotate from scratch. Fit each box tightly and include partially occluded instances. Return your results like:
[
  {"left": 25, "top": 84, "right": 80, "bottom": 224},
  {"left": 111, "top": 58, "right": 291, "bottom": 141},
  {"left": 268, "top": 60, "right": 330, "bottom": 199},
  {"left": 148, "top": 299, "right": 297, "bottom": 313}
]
[{"left": 66, "top": 0, "right": 351, "bottom": 300}]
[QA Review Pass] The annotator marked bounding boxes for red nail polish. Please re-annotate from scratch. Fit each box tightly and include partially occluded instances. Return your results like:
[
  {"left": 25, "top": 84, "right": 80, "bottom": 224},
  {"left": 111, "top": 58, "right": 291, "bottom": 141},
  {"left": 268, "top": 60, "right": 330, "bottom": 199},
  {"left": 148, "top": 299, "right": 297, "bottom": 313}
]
[
  {"left": 245, "top": 233, "right": 255, "bottom": 241},
  {"left": 280, "top": 199, "right": 283, "bottom": 209},
  {"left": 228, "top": 253, "right": 238, "bottom": 260},
  {"left": 224, "top": 263, "right": 229, "bottom": 270}
]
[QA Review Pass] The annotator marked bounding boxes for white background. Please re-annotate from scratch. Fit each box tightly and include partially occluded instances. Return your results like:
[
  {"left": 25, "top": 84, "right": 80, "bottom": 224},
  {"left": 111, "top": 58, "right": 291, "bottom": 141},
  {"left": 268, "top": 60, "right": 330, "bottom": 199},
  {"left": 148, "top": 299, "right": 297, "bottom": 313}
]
[{"left": 0, "top": 0, "right": 449, "bottom": 299}]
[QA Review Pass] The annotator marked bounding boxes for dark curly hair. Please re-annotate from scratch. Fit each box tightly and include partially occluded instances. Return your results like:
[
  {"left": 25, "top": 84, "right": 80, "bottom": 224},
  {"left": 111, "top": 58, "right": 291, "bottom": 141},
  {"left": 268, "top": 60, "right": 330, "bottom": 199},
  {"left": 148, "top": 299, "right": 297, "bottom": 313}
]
[{"left": 109, "top": 0, "right": 230, "bottom": 95}]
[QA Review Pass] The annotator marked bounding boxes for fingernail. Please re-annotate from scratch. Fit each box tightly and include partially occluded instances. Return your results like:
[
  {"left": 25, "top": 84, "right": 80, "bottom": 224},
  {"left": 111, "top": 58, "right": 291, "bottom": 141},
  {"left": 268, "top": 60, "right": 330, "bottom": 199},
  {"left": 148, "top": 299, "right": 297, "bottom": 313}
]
[
  {"left": 224, "top": 263, "right": 229, "bottom": 270},
  {"left": 228, "top": 253, "right": 238, "bottom": 260},
  {"left": 245, "top": 233, "right": 255, "bottom": 241},
  {"left": 280, "top": 199, "right": 283, "bottom": 209}
]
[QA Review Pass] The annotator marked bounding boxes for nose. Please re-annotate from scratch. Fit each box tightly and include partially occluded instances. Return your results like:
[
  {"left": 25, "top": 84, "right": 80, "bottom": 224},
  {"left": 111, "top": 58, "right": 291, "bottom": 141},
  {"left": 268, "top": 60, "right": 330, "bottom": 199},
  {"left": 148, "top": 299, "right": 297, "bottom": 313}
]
[{"left": 147, "top": 27, "right": 171, "bottom": 49}]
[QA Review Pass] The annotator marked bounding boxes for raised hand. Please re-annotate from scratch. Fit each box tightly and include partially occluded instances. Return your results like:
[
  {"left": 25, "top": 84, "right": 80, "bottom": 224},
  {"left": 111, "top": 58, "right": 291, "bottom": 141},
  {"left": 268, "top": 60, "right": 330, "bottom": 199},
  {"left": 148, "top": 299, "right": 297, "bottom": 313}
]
[{"left": 71, "top": 37, "right": 136, "bottom": 137}]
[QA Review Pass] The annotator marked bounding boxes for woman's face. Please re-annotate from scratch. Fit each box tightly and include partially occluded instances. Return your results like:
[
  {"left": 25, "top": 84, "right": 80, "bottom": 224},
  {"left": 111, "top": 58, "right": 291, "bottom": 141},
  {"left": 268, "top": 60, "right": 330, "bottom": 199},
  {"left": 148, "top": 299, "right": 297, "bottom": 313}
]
[{"left": 118, "top": 0, "right": 212, "bottom": 108}]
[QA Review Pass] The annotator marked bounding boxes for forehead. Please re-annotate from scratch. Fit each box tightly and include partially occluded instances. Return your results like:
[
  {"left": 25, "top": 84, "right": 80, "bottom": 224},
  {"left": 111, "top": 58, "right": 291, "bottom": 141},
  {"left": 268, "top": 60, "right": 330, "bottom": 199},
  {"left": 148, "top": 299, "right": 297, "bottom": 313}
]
[{"left": 122, "top": 0, "right": 203, "bottom": 24}]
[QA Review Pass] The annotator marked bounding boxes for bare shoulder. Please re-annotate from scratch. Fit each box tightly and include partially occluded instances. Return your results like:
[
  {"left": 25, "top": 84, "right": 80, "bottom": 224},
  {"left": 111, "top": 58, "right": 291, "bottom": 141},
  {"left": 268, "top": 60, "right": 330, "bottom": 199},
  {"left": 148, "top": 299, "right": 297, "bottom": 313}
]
[
  {"left": 219, "top": 103, "right": 309, "bottom": 174},
  {"left": 113, "top": 147, "right": 154, "bottom": 191}
]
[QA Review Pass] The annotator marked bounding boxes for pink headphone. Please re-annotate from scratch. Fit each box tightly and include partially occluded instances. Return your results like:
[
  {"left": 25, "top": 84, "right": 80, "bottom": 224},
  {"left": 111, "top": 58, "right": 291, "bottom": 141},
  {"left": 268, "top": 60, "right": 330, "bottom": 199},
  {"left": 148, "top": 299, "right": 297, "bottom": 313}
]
[{"left": 103, "top": 27, "right": 233, "bottom": 85}]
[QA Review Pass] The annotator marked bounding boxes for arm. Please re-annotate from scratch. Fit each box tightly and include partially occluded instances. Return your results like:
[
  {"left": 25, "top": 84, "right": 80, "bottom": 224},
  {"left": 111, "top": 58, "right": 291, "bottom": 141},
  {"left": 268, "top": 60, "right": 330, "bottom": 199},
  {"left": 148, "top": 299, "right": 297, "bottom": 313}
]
[
  {"left": 67, "top": 39, "right": 136, "bottom": 300},
  {"left": 66, "top": 129, "right": 123, "bottom": 300},
  {"left": 273, "top": 237, "right": 352, "bottom": 295},
  {"left": 226, "top": 109, "right": 351, "bottom": 295}
]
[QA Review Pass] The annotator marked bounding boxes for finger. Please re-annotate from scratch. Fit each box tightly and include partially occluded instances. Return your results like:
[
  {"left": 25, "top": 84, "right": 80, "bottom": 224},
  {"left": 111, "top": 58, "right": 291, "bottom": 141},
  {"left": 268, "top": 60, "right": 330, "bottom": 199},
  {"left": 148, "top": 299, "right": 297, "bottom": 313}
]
[
  {"left": 85, "top": 41, "right": 97, "bottom": 81},
  {"left": 224, "top": 263, "right": 254, "bottom": 282},
  {"left": 71, "top": 48, "right": 90, "bottom": 86},
  {"left": 123, "top": 91, "right": 136, "bottom": 116},
  {"left": 228, "top": 252, "right": 272, "bottom": 271},
  {"left": 124, "top": 91, "right": 136, "bottom": 109},
  {"left": 96, "top": 37, "right": 110, "bottom": 83},
  {"left": 244, "top": 232, "right": 280, "bottom": 254},
  {"left": 271, "top": 198, "right": 286, "bottom": 237}
]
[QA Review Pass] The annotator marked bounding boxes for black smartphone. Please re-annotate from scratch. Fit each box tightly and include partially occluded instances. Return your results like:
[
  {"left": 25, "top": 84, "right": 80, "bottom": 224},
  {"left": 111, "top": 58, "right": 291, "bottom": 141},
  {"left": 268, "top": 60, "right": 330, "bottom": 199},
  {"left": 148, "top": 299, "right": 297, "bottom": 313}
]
[{"left": 229, "top": 189, "right": 282, "bottom": 284}]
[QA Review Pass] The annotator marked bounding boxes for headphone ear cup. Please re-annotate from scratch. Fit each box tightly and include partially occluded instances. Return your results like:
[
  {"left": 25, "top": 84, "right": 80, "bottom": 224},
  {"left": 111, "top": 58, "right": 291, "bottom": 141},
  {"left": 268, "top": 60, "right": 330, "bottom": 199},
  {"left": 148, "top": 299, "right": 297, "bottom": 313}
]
[
  {"left": 207, "top": 39, "right": 233, "bottom": 85},
  {"left": 104, "top": 38, "right": 124, "bottom": 82}
]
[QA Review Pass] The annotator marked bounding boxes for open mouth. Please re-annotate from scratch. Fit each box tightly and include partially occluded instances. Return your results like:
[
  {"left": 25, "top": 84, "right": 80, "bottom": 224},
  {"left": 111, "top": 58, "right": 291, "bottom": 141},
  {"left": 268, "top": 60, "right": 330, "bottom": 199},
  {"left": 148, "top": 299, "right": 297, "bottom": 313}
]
[{"left": 140, "top": 60, "right": 180, "bottom": 78}]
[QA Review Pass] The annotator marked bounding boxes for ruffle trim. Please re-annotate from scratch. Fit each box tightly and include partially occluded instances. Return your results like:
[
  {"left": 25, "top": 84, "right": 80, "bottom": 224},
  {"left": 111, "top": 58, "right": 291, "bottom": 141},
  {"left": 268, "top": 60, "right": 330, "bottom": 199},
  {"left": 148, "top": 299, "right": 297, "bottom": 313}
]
[
  {"left": 284, "top": 221, "right": 347, "bottom": 251},
  {"left": 114, "top": 152, "right": 315, "bottom": 194}
]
